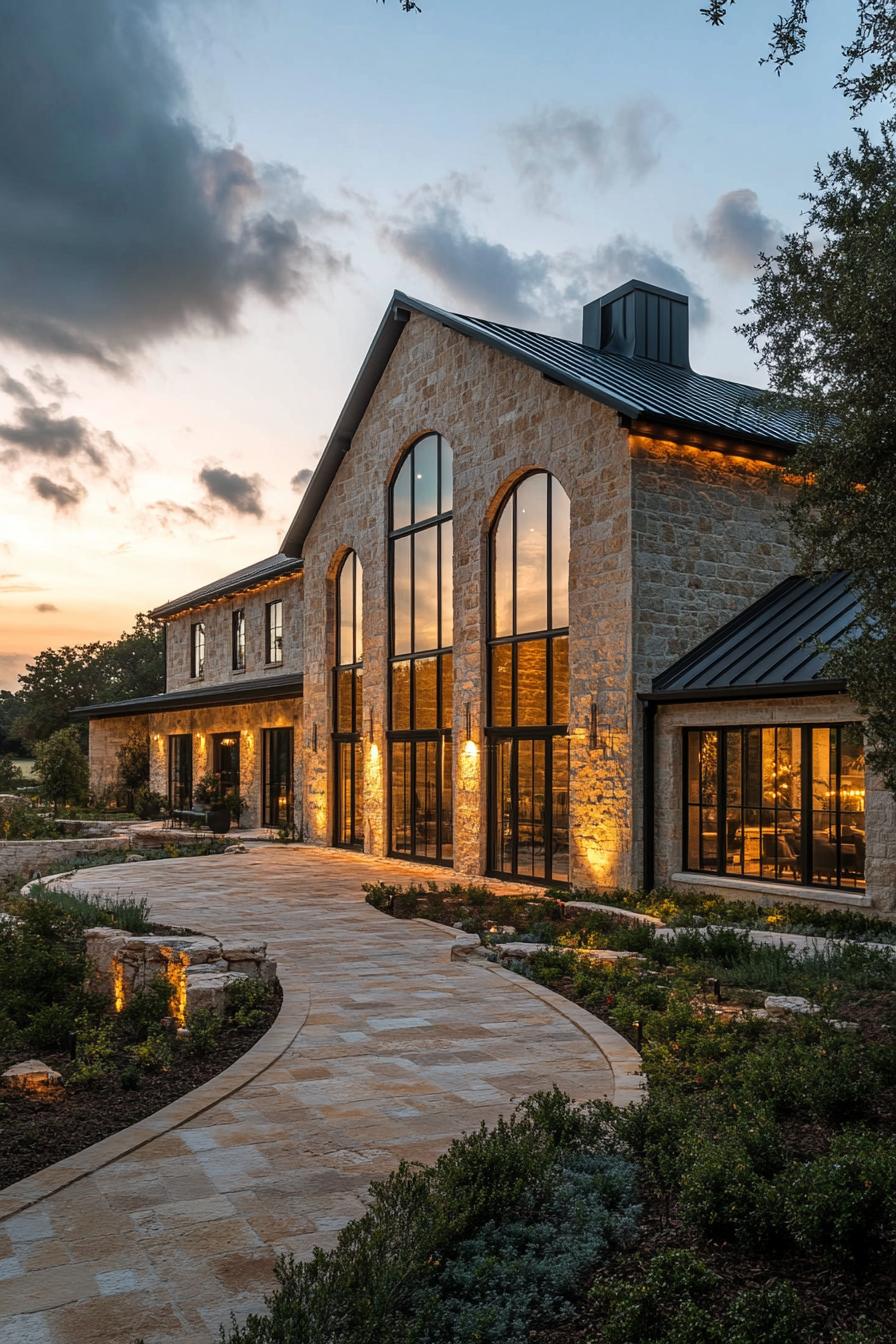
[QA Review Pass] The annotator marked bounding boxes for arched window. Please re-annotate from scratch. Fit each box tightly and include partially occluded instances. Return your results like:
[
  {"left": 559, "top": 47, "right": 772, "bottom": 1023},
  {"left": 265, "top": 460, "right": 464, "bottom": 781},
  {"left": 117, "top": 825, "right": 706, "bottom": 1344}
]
[
  {"left": 389, "top": 433, "right": 453, "bottom": 864},
  {"left": 487, "top": 471, "right": 570, "bottom": 883},
  {"left": 334, "top": 551, "right": 363, "bottom": 847}
]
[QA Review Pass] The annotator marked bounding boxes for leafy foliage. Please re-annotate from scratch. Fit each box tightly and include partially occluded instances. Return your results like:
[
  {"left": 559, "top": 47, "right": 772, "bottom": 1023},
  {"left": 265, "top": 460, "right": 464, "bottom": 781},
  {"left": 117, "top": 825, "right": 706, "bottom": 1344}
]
[
  {"left": 34, "top": 726, "right": 89, "bottom": 810},
  {"left": 28, "top": 881, "right": 152, "bottom": 934}
]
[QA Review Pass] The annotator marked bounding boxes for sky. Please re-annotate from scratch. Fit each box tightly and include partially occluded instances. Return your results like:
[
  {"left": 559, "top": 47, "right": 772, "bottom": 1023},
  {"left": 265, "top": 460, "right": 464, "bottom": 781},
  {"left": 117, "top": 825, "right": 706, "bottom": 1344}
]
[{"left": 0, "top": 0, "right": 862, "bottom": 689}]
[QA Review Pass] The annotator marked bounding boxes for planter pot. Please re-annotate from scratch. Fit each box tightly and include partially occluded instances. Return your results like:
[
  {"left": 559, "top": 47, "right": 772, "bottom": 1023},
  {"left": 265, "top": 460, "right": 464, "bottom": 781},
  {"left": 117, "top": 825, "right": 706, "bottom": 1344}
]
[{"left": 207, "top": 806, "right": 231, "bottom": 835}]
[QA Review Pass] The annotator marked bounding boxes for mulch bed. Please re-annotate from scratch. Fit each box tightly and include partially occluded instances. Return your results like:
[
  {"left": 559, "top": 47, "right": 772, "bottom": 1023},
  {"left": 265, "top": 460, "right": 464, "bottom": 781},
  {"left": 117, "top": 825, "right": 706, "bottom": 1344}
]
[{"left": 0, "top": 984, "right": 281, "bottom": 1190}]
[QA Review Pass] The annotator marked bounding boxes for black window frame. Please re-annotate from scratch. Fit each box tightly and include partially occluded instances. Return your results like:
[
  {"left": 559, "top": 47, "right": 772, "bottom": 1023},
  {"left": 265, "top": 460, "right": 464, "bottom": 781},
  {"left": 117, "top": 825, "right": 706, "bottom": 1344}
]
[
  {"left": 167, "top": 733, "right": 193, "bottom": 810},
  {"left": 387, "top": 432, "right": 453, "bottom": 866},
  {"left": 682, "top": 721, "right": 866, "bottom": 892},
  {"left": 231, "top": 608, "right": 246, "bottom": 671},
  {"left": 261, "top": 726, "right": 294, "bottom": 828},
  {"left": 333, "top": 550, "right": 364, "bottom": 849},
  {"left": 265, "top": 599, "right": 284, "bottom": 666},
  {"left": 485, "top": 470, "right": 571, "bottom": 887},
  {"left": 190, "top": 621, "right": 205, "bottom": 679}
]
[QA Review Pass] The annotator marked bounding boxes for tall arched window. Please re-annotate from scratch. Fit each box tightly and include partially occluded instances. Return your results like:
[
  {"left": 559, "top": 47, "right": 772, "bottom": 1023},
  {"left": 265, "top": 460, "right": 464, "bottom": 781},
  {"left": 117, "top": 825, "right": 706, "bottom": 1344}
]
[
  {"left": 389, "top": 433, "right": 453, "bottom": 863},
  {"left": 334, "top": 551, "right": 363, "bottom": 847},
  {"left": 487, "top": 471, "right": 570, "bottom": 883}
]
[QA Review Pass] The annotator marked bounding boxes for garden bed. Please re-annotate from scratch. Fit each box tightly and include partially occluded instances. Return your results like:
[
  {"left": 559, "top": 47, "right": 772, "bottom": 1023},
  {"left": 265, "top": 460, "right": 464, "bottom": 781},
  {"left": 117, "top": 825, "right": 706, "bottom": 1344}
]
[
  {"left": 357, "top": 880, "right": 896, "bottom": 1343},
  {"left": 0, "top": 881, "right": 281, "bottom": 1191}
]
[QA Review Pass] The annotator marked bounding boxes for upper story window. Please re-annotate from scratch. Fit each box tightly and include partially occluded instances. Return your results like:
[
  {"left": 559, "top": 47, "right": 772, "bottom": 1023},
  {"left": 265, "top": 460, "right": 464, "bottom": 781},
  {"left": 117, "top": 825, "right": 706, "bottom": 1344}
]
[
  {"left": 232, "top": 609, "right": 246, "bottom": 671},
  {"left": 685, "top": 722, "right": 866, "bottom": 891},
  {"left": 190, "top": 621, "right": 205, "bottom": 679},
  {"left": 265, "top": 599, "right": 283, "bottom": 666}
]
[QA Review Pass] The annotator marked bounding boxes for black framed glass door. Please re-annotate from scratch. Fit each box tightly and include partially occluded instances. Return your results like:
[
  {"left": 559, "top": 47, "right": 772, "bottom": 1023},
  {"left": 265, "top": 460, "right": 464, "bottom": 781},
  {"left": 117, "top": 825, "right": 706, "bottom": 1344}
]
[
  {"left": 212, "top": 733, "right": 240, "bottom": 796},
  {"left": 262, "top": 727, "right": 293, "bottom": 828},
  {"left": 333, "top": 552, "right": 364, "bottom": 848},
  {"left": 490, "top": 733, "right": 569, "bottom": 883},
  {"left": 167, "top": 734, "right": 192, "bottom": 810}
]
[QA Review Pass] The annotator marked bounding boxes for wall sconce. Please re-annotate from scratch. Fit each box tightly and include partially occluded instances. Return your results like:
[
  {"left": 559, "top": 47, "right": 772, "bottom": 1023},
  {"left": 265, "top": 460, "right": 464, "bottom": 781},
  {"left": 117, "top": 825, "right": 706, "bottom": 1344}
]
[
  {"left": 312, "top": 722, "right": 318, "bottom": 752},
  {"left": 464, "top": 702, "right": 472, "bottom": 742},
  {"left": 589, "top": 700, "right": 599, "bottom": 751},
  {"left": 368, "top": 708, "right": 375, "bottom": 742}
]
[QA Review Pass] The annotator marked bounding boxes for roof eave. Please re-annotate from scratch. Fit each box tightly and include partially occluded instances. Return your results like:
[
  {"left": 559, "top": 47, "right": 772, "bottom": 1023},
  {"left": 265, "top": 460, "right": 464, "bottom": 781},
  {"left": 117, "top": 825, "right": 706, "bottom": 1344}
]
[
  {"left": 72, "top": 674, "right": 303, "bottom": 720},
  {"left": 150, "top": 559, "right": 303, "bottom": 621},
  {"left": 640, "top": 678, "right": 849, "bottom": 705}
]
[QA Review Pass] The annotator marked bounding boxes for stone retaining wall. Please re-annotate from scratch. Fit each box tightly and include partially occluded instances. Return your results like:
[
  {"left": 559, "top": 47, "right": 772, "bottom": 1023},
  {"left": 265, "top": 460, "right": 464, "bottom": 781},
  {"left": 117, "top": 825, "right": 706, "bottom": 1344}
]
[{"left": 0, "top": 836, "right": 130, "bottom": 880}]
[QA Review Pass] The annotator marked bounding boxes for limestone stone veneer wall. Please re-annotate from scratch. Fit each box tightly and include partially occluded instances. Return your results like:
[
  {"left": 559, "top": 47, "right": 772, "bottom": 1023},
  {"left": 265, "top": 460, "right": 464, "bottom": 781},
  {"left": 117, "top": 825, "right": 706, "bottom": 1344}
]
[
  {"left": 298, "top": 312, "right": 807, "bottom": 891},
  {"left": 0, "top": 836, "right": 129, "bottom": 880},
  {"left": 90, "top": 696, "right": 302, "bottom": 830},
  {"left": 164, "top": 572, "right": 303, "bottom": 692},
  {"left": 654, "top": 694, "right": 896, "bottom": 911}
]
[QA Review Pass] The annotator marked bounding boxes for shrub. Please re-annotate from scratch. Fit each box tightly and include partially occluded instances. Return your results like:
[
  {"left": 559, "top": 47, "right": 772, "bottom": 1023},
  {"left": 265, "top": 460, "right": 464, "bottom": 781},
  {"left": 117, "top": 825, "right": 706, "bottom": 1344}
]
[
  {"left": 26, "top": 1001, "right": 78, "bottom": 1051},
  {"left": 187, "top": 1006, "right": 222, "bottom": 1056},
  {"left": 0, "top": 798, "right": 60, "bottom": 840},
  {"left": 115, "top": 729, "right": 149, "bottom": 808},
  {"left": 678, "top": 1117, "right": 784, "bottom": 1247},
  {"left": 119, "top": 975, "right": 172, "bottom": 1042},
  {"left": 725, "top": 1282, "right": 807, "bottom": 1344},
  {"left": 68, "top": 1014, "right": 116, "bottom": 1086},
  {"left": 593, "top": 1249, "right": 720, "bottom": 1344},
  {"left": 118, "top": 1063, "right": 140, "bottom": 1090},
  {"left": 193, "top": 773, "right": 220, "bottom": 807},
  {"left": 0, "top": 755, "right": 25, "bottom": 792},
  {"left": 133, "top": 787, "right": 166, "bottom": 820},
  {"left": 130, "top": 1025, "right": 175, "bottom": 1073},
  {"left": 0, "top": 897, "right": 87, "bottom": 1027},
  {"left": 226, "top": 976, "right": 273, "bottom": 1028},
  {"left": 28, "top": 882, "right": 152, "bottom": 933},
  {"left": 225, "top": 1091, "right": 639, "bottom": 1344},
  {"left": 782, "top": 1129, "right": 896, "bottom": 1261},
  {"left": 735, "top": 1025, "right": 881, "bottom": 1123}
]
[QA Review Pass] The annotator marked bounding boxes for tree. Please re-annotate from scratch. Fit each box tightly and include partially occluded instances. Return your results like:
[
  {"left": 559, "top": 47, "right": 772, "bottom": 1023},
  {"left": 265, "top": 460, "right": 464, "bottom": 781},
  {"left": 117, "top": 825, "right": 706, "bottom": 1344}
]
[
  {"left": 702, "top": 0, "right": 896, "bottom": 114},
  {"left": 34, "top": 726, "right": 89, "bottom": 812},
  {"left": 8, "top": 614, "right": 164, "bottom": 749},
  {"left": 0, "top": 755, "right": 24, "bottom": 792},
  {"left": 738, "top": 121, "right": 896, "bottom": 790},
  {"left": 116, "top": 728, "right": 150, "bottom": 809}
]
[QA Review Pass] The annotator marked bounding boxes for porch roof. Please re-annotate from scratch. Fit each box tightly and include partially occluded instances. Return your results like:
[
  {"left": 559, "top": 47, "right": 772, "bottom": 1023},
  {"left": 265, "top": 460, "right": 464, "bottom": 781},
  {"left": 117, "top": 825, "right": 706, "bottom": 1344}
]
[{"left": 72, "top": 673, "right": 302, "bottom": 720}]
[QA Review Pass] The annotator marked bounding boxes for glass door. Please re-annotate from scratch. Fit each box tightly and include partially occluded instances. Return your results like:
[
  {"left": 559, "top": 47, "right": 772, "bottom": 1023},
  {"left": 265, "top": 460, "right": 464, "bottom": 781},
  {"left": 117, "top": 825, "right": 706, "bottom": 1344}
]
[
  {"left": 489, "top": 735, "right": 569, "bottom": 884},
  {"left": 262, "top": 727, "right": 293, "bottom": 828}
]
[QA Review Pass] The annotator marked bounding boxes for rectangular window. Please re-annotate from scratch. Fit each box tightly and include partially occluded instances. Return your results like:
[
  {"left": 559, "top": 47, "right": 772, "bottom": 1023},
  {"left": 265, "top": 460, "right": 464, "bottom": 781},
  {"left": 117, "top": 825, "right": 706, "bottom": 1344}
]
[
  {"left": 167, "top": 734, "right": 192, "bottom": 810},
  {"left": 683, "top": 723, "right": 865, "bottom": 891},
  {"left": 261, "top": 727, "right": 293, "bottom": 828},
  {"left": 232, "top": 609, "right": 246, "bottom": 671},
  {"left": 190, "top": 622, "right": 205, "bottom": 678},
  {"left": 265, "top": 600, "right": 283, "bottom": 665}
]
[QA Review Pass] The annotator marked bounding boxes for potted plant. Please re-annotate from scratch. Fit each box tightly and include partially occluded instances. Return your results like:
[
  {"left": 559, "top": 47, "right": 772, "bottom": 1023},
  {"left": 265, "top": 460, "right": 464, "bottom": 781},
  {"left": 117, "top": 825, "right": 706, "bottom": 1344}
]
[
  {"left": 192, "top": 773, "right": 230, "bottom": 833},
  {"left": 224, "top": 788, "right": 248, "bottom": 827}
]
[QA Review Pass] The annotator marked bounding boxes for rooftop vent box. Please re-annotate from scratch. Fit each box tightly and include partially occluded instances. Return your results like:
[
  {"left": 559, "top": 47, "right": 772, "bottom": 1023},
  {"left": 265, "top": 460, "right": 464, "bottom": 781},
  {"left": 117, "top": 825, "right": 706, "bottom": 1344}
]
[{"left": 582, "top": 278, "right": 690, "bottom": 370}]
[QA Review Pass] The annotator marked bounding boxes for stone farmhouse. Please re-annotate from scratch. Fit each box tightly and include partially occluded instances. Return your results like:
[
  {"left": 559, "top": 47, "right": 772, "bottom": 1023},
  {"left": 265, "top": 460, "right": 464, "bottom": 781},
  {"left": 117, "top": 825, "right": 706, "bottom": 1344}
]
[{"left": 78, "top": 279, "right": 896, "bottom": 911}]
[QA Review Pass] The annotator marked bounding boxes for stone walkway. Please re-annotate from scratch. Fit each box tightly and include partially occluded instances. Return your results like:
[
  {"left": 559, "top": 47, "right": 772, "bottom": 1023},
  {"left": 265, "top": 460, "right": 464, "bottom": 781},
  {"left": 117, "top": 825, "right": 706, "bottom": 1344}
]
[{"left": 0, "top": 847, "right": 629, "bottom": 1344}]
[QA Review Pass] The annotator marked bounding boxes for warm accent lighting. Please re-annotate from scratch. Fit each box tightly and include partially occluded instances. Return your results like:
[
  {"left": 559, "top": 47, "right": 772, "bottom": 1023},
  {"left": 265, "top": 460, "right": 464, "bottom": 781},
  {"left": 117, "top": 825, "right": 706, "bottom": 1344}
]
[
  {"left": 219, "top": 736, "right": 237, "bottom": 747},
  {"left": 112, "top": 959, "right": 126, "bottom": 1013},
  {"left": 163, "top": 949, "right": 189, "bottom": 1027}
]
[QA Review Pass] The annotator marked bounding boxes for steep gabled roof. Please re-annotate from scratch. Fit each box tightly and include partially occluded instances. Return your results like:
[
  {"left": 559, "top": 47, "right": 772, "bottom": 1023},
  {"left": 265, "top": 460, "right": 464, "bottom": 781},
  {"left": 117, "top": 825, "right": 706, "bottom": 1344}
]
[
  {"left": 150, "top": 553, "right": 302, "bottom": 620},
  {"left": 647, "top": 572, "right": 860, "bottom": 703},
  {"left": 281, "top": 290, "right": 806, "bottom": 559}
]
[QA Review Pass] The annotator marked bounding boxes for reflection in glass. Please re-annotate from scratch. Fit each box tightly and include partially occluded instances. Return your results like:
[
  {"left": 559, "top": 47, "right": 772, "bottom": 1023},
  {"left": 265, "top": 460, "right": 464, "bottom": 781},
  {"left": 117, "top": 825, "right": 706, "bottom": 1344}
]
[
  {"left": 515, "top": 472, "right": 548, "bottom": 634},
  {"left": 491, "top": 645, "right": 512, "bottom": 727},
  {"left": 334, "top": 550, "right": 364, "bottom": 848},
  {"left": 516, "top": 639, "right": 547, "bottom": 726},
  {"left": 552, "top": 635, "right": 569, "bottom": 726},
  {"left": 493, "top": 506, "right": 514, "bottom": 638},
  {"left": 685, "top": 723, "right": 865, "bottom": 891},
  {"left": 388, "top": 433, "right": 454, "bottom": 863},
  {"left": 262, "top": 728, "right": 293, "bottom": 828}
]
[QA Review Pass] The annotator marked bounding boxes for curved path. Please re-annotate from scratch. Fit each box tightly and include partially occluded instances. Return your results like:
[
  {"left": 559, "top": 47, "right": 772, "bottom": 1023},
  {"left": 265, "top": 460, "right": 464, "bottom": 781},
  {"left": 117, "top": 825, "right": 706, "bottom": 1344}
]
[{"left": 0, "top": 847, "right": 635, "bottom": 1344}]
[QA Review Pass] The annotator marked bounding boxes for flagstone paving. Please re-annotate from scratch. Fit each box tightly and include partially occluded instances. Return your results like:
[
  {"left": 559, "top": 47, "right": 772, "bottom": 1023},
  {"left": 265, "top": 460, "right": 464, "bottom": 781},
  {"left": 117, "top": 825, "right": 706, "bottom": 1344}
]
[{"left": 0, "top": 846, "right": 626, "bottom": 1343}]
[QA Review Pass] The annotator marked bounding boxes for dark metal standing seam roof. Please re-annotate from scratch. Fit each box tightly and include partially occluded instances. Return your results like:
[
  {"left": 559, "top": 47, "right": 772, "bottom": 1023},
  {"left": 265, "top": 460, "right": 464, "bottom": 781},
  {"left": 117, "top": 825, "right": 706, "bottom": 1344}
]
[
  {"left": 150, "top": 554, "right": 302, "bottom": 620},
  {"left": 72, "top": 672, "right": 302, "bottom": 720},
  {"left": 648, "top": 572, "right": 861, "bottom": 702},
  {"left": 280, "top": 289, "right": 806, "bottom": 559}
]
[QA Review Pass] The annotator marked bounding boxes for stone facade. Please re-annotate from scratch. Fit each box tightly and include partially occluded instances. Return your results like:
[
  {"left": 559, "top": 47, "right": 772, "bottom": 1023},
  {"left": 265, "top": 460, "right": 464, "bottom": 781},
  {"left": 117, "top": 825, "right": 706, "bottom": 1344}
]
[
  {"left": 90, "top": 696, "right": 302, "bottom": 830},
  {"left": 653, "top": 694, "right": 896, "bottom": 911},
  {"left": 164, "top": 572, "right": 303, "bottom": 691}
]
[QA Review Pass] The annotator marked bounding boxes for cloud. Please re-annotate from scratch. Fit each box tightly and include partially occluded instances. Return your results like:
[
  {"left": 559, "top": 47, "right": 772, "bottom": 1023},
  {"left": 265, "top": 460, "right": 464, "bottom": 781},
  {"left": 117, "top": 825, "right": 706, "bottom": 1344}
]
[
  {"left": 29, "top": 474, "right": 86, "bottom": 512},
  {"left": 386, "top": 193, "right": 708, "bottom": 333},
  {"left": 0, "top": 365, "right": 131, "bottom": 494},
  {"left": 25, "top": 367, "right": 70, "bottom": 399},
  {"left": 505, "top": 99, "right": 673, "bottom": 206},
  {"left": 198, "top": 465, "right": 264, "bottom": 518},
  {"left": 144, "top": 499, "right": 211, "bottom": 534},
  {"left": 35, "top": 602, "right": 58, "bottom": 612},
  {"left": 690, "top": 189, "right": 781, "bottom": 277},
  {"left": 291, "top": 467, "right": 313, "bottom": 493},
  {"left": 0, "top": 1, "right": 347, "bottom": 369}
]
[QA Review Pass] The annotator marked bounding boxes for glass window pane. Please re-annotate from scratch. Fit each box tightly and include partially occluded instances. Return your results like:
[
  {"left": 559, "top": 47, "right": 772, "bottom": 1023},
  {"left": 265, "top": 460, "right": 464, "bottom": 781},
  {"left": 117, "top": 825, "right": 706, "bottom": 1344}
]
[
  {"left": 440, "top": 520, "right": 453, "bottom": 648},
  {"left": 393, "top": 535, "right": 411, "bottom": 655},
  {"left": 440, "top": 652, "right": 452, "bottom": 730},
  {"left": 514, "top": 473, "right": 548, "bottom": 634},
  {"left": 439, "top": 437, "right": 453, "bottom": 514},
  {"left": 492, "top": 503, "right": 514, "bottom": 638},
  {"left": 391, "top": 660, "right": 410, "bottom": 731},
  {"left": 516, "top": 639, "right": 547, "bottom": 726},
  {"left": 700, "top": 731, "right": 718, "bottom": 806},
  {"left": 551, "top": 635, "right": 569, "bottom": 725},
  {"left": 355, "top": 669, "right": 363, "bottom": 735},
  {"left": 391, "top": 741, "right": 411, "bottom": 853},
  {"left": 413, "top": 435, "right": 439, "bottom": 523},
  {"left": 355, "top": 557, "right": 363, "bottom": 661},
  {"left": 550, "top": 738, "right": 570, "bottom": 883},
  {"left": 412, "top": 525, "right": 438, "bottom": 652},
  {"left": 440, "top": 738, "right": 453, "bottom": 861},
  {"left": 392, "top": 455, "right": 412, "bottom": 530},
  {"left": 686, "top": 731, "right": 701, "bottom": 806},
  {"left": 415, "top": 739, "right": 438, "bottom": 859},
  {"left": 338, "top": 557, "right": 354, "bottom": 665},
  {"left": 839, "top": 723, "right": 866, "bottom": 887},
  {"left": 491, "top": 644, "right": 512, "bottom": 726},
  {"left": 414, "top": 656, "right": 438, "bottom": 730},
  {"left": 550, "top": 480, "right": 570, "bottom": 629}
]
